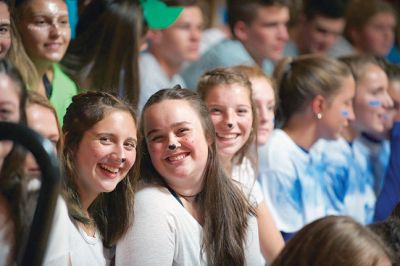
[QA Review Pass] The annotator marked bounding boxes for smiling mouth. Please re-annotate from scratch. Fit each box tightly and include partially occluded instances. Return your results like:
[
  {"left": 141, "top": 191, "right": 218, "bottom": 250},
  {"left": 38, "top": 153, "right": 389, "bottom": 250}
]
[
  {"left": 99, "top": 164, "right": 119, "bottom": 174},
  {"left": 166, "top": 152, "right": 189, "bottom": 163},
  {"left": 216, "top": 133, "right": 239, "bottom": 141}
]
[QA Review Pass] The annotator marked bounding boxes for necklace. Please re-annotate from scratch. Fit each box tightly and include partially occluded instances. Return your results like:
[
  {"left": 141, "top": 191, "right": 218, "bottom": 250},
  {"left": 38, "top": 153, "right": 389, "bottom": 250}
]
[{"left": 176, "top": 192, "right": 199, "bottom": 198}]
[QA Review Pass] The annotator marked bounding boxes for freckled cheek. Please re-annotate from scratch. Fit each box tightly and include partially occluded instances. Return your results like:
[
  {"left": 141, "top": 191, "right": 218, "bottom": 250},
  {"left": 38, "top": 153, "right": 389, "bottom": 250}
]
[{"left": 180, "top": 136, "right": 195, "bottom": 146}]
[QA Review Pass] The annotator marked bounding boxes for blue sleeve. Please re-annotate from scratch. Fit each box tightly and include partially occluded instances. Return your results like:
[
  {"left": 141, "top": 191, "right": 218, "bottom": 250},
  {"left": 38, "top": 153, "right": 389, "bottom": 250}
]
[
  {"left": 374, "top": 122, "right": 400, "bottom": 221},
  {"left": 281, "top": 231, "right": 296, "bottom": 242}
]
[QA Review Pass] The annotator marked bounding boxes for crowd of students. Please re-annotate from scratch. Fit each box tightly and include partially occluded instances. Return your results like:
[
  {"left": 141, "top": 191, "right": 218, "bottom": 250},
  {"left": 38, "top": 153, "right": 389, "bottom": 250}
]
[{"left": 1, "top": 0, "right": 400, "bottom": 265}]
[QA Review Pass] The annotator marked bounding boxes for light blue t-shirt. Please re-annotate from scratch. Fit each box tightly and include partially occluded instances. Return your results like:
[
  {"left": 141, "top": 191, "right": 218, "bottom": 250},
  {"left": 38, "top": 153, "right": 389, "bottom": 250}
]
[
  {"left": 181, "top": 39, "right": 274, "bottom": 89},
  {"left": 259, "top": 129, "right": 330, "bottom": 233},
  {"left": 312, "top": 138, "right": 376, "bottom": 224}
]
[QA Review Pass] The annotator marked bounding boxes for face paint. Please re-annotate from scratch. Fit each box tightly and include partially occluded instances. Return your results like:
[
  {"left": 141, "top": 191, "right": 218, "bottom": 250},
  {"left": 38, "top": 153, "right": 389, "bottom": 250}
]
[
  {"left": 368, "top": 99, "right": 381, "bottom": 107},
  {"left": 341, "top": 110, "right": 350, "bottom": 118},
  {"left": 383, "top": 113, "right": 389, "bottom": 121}
]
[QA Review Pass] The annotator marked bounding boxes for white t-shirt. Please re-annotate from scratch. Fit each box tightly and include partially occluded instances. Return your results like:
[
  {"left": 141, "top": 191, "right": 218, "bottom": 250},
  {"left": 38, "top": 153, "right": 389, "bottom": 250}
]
[
  {"left": 116, "top": 185, "right": 263, "bottom": 266},
  {"left": 232, "top": 157, "right": 264, "bottom": 205},
  {"left": 68, "top": 216, "right": 111, "bottom": 266}
]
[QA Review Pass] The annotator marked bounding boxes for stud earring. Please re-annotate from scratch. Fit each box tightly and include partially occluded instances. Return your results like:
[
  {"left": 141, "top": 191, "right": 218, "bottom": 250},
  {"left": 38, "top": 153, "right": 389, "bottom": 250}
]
[{"left": 316, "top": 113, "right": 322, "bottom": 120}]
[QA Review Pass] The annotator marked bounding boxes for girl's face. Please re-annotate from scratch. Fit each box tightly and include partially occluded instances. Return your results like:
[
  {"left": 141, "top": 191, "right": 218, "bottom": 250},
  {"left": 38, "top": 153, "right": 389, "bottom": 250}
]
[
  {"left": 318, "top": 75, "right": 355, "bottom": 139},
  {"left": 205, "top": 84, "right": 253, "bottom": 160},
  {"left": 75, "top": 110, "right": 137, "bottom": 202},
  {"left": 24, "top": 103, "right": 59, "bottom": 177},
  {"left": 251, "top": 77, "right": 275, "bottom": 145},
  {"left": 352, "top": 64, "right": 393, "bottom": 136},
  {"left": 0, "top": 75, "right": 21, "bottom": 168},
  {"left": 0, "top": 2, "right": 11, "bottom": 58},
  {"left": 18, "top": 0, "right": 70, "bottom": 65},
  {"left": 144, "top": 100, "right": 209, "bottom": 193}
]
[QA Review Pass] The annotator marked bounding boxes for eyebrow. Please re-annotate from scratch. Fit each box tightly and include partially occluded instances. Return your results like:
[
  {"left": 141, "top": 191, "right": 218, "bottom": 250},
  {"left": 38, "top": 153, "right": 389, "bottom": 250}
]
[
  {"left": 30, "top": 11, "right": 69, "bottom": 17},
  {"left": 95, "top": 132, "right": 137, "bottom": 142},
  {"left": 146, "top": 121, "right": 191, "bottom": 137}
]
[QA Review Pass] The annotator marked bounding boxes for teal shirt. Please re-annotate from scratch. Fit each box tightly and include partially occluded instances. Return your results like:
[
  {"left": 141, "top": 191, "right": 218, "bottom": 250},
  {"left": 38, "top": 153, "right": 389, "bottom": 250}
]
[{"left": 49, "top": 64, "right": 79, "bottom": 125}]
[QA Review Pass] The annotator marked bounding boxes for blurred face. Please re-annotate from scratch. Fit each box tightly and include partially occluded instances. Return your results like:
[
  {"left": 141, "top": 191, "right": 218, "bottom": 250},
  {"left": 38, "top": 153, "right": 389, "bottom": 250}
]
[
  {"left": 318, "top": 75, "right": 355, "bottom": 139},
  {"left": 251, "top": 77, "right": 275, "bottom": 145},
  {"left": 205, "top": 84, "right": 253, "bottom": 161},
  {"left": 144, "top": 100, "right": 209, "bottom": 194},
  {"left": 383, "top": 79, "right": 400, "bottom": 133},
  {"left": 0, "top": 75, "right": 20, "bottom": 169},
  {"left": 0, "top": 2, "right": 11, "bottom": 58},
  {"left": 351, "top": 64, "right": 393, "bottom": 136},
  {"left": 242, "top": 5, "right": 289, "bottom": 63},
  {"left": 357, "top": 12, "right": 396, "bottom": 56},
  {"left": 18, "top": 0, "right": 70, "bottom": 65},
  {"left": 75, "top": 110, "right": 137, "bottom": 203},
  {"left": 24, "top": 103, "right": 59, "bottom": 177},
  {"left": 157, "top": 6, "right": 203, "bottom": 64},
  {"left": 304, "top": 15, "right": 345, "bottom": 54}
]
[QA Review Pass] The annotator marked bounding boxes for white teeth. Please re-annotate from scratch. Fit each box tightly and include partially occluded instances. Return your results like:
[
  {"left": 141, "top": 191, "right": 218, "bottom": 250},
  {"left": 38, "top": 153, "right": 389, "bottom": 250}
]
[
  {"left": 217, "top": 133, "right": 237, "bottom": 140},
  {"left": 100, "top": 164, "right": 119, "bottom": 174},
  {"left": 168, "top": 154, "right": 187, "bottom": 162}
]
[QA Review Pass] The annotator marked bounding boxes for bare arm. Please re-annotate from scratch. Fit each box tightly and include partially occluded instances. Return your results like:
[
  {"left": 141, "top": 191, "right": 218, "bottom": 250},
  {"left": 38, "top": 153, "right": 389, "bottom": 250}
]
[{"left": 256, "top": 200, "right": 285, "bottom": 264}]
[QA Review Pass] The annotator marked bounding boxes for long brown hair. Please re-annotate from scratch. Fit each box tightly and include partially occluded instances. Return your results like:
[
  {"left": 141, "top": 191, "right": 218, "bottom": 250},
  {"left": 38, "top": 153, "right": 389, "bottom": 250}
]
[
  {"left": 62, "top": 0, "right": 141, "bottom": 110},
  {"left": 62, "top": 91, "right": 137, "bottom": 247},
  {"left": 138, "top": 87, "right": 255, "bottom": 265},
  {"left": 272, "top": 215, "right": 393, "bottom": 266},
  {"left": 197, "top": 67, "right": 258, "bottom": 167}
]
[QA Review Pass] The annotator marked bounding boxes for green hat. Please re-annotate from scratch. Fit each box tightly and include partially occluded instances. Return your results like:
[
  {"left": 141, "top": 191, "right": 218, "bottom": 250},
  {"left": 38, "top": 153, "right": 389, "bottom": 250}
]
[{"left": 140, "top": 0, "right": 184, "bottom": 29}]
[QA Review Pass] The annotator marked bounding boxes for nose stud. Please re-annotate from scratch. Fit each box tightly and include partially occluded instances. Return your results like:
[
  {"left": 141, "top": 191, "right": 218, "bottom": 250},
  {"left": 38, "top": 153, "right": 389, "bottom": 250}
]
[
  {"left": 168, "top": 144, "right": 177, "bottom": 150},
  {"left": 227, "top": 123, "right": 233, "bottom": 128}
]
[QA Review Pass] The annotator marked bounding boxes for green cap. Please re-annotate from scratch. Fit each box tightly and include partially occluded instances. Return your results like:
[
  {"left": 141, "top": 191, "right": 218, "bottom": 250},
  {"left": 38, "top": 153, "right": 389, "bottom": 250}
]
[{"left": 140, "top": 0, "right": 184, "bottom": 29}]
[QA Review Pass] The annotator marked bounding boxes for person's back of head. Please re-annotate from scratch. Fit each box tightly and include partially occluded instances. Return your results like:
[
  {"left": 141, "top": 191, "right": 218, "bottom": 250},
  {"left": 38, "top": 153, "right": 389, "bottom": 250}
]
[
  {"left": 62, "top": 0, "right": 142, "bottom": 108},
  {"left": 369, "top": 203, "right": 400, "bottom": 264},
  {"left": 272, "top": 215, "right": 393, "bottom": 266}
]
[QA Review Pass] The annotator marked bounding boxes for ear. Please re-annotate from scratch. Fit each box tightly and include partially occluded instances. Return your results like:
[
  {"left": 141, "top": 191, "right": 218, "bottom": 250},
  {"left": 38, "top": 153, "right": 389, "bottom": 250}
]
[
  {"left": 146, "top": 29, "right": 163, "bottom": 45},
  {"left": 311, "top": 95, "right": 326, "bottom": 116},
  {"left": 233, "top": 21, "right": 249, "bottom": 42}
]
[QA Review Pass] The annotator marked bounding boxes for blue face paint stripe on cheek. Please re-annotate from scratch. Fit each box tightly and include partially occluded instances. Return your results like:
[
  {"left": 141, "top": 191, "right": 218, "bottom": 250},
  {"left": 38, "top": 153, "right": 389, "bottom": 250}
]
[
  {"left": 341, "top": 110, "right": 350, "bottom": 118},
  {"left": 368, "top": 99, "right": 381, "bottom": 107}
]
